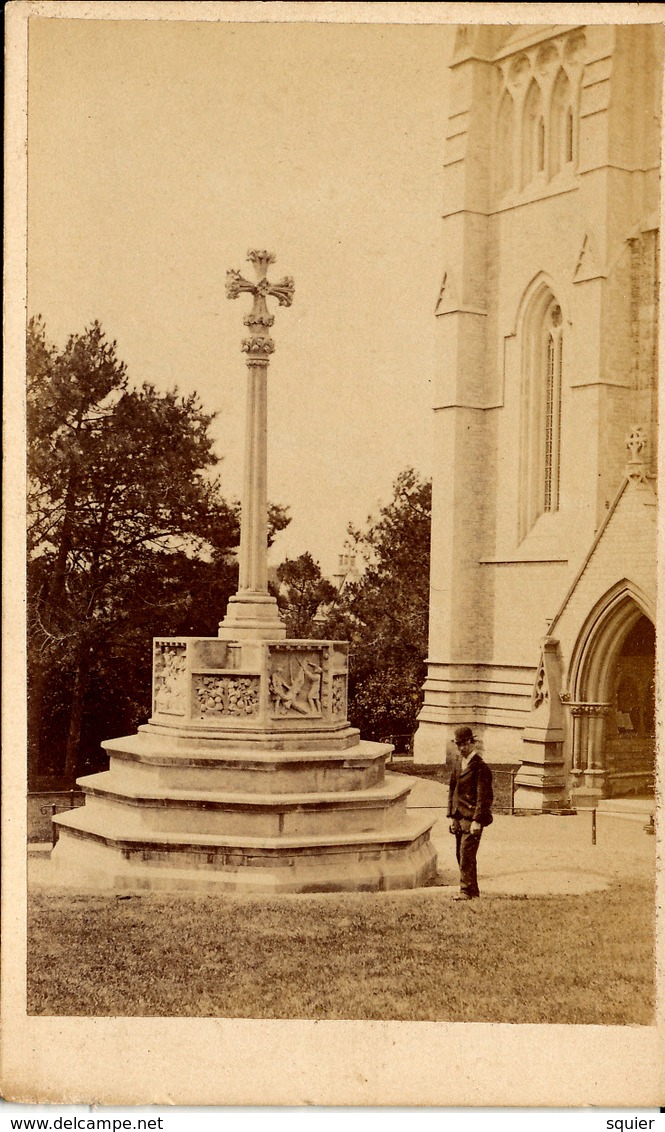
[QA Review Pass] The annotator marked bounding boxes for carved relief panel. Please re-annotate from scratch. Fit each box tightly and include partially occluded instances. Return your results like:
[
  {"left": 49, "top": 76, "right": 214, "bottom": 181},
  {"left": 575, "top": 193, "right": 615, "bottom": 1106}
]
[
  {"left": 194, "top": 675, "right": 260, "bottom": 718},
  {"left": 268, "top": 646, "right": 325, "bottom": 719},
  {"left": 153, "top": 641, "right": 187, "bottom": 716}
]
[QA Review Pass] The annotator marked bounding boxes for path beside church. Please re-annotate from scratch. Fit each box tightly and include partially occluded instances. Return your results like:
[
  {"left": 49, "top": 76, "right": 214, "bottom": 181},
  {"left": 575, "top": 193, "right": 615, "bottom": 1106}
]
[{"left": 405, "top": 776, "right": 655, "bottom": 896}]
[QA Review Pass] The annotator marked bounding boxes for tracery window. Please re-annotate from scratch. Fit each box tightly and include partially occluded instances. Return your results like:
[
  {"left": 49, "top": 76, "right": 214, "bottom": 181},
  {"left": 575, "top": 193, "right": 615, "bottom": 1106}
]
[{"left": 497, "top": 32, "right": 584, "bottom": 198}]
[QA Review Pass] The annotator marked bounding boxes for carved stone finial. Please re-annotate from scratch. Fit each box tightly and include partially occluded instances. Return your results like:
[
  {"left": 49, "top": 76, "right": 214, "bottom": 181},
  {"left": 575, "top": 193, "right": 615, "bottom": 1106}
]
[
  {"left": 625, "top": 425, "right": 648, "bottom": 484},
  {"left": 226, "top": 250, "right": 294, "bottom": 361}
]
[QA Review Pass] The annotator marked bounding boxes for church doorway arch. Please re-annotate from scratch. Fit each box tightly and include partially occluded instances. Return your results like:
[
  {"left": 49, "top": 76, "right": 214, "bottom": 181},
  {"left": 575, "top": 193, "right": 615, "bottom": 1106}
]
[
  {"left": 568, "top": 585, "right": 655, "bottom": 799},
  {"left": 604, "top": 616, "right": 655, "bottom": 795}
]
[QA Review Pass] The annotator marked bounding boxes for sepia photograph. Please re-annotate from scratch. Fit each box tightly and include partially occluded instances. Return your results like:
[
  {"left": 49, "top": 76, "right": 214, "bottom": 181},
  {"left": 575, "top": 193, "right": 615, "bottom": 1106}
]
[{"left": 3, "top": 0, "right": 664, "bottom": 1109}]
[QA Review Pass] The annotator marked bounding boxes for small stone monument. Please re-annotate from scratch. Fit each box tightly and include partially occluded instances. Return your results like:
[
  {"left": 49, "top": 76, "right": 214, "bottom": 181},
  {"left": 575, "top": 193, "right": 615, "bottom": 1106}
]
[{"left": 52, "top": 251, "right": 437, "bottom": 892}]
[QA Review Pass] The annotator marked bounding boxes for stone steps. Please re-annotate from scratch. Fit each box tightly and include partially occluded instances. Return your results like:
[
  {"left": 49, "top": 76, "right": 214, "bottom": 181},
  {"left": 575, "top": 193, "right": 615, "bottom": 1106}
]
[
  {"left": 126, "top": 721, "right": 363, "bottom": 752},
  {"left": 54, "top": 804, "right": 434, "bottom": 850},
  {"left": 78, "top": 770, "right": 412, "bottom": 808},
  {"left": 71, "top": 770, "right": 414, "bottom": 837},
  {"left": 52, "top": 807, "right": 436, "bottom": 894},
  {"left": 105, "top": 733, "right": 385, "bottom": 762},
  {"left": 103, "top": 735, "right": 388, "bottom": 794}
]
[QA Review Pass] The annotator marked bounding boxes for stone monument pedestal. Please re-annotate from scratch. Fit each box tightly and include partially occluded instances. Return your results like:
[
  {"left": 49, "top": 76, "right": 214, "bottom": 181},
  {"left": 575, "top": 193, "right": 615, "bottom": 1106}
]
[{"left": 52, "top": 637, "right": 437, "bottom": 892}]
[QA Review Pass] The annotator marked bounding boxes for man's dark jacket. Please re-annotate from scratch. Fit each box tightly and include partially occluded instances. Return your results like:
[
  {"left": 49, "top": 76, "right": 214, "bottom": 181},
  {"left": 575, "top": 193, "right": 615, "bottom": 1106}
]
[{"left": 447, "top": 750, "right": 494, "bottom": 826}]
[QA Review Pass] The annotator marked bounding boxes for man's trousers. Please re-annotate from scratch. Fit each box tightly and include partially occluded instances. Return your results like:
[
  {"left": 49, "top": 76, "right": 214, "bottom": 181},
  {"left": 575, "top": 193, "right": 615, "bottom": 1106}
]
[{"left": 454, "top": 818, "right": 482, "bottom": 898}]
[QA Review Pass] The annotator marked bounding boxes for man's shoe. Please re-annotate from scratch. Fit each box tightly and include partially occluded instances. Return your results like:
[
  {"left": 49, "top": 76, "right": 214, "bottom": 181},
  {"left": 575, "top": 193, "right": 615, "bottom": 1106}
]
[{"left": 453, "top": 892, "right": 472, "bottom": 901}]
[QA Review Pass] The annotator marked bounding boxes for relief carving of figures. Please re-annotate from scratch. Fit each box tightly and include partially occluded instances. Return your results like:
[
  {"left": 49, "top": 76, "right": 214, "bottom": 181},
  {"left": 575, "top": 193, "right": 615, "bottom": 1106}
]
[
  {"left": 269, "top": 651, "right": 324, "bottom": 718},
  {"left": 196, "top": 675, "right": 260, "bottom": 718},
  {"left": 154, "top": 643, "right": 187, "bottom": 716},
  {"left": 302, "top": 660, "right": 322, "bottom": 713}
]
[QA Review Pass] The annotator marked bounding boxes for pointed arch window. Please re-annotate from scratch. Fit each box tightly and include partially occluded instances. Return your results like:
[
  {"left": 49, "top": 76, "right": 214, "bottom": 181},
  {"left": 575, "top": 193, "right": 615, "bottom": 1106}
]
[
  {"left": 522, "top": 80, "right": 544, "bottom": 188},
  {"left": 520, "top": 290, "right": 564, "bottom": 538},
  {"left": 550, "top": 68, "right": 574, "bottom": 176},
  {"left": 496, "top": 90, "right": 515, "bottom": 196}
]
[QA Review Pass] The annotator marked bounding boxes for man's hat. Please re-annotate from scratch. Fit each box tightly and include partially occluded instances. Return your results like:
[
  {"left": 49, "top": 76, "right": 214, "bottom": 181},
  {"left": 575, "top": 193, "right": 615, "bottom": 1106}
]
[{"left": 454, "top": 725, "right": 475, "bottom": 746}]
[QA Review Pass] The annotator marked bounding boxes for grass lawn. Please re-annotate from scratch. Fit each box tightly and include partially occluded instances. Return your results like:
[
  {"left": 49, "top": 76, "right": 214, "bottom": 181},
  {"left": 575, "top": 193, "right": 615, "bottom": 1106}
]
[{"left": 27, "top": 879, "right": 654, "bottom": 1023}]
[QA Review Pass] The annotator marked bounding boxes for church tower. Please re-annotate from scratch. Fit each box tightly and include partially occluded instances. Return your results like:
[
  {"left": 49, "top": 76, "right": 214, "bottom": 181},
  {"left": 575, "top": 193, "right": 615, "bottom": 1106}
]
[{"left": 414, "top": 24, "right": 662, "bottom": 810}]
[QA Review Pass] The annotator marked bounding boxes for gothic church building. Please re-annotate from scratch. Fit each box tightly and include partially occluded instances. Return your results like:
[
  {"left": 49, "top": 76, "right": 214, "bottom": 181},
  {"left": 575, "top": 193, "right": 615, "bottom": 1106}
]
[{"left": 414, "top": 24, "right": 662, "bottom": 809}]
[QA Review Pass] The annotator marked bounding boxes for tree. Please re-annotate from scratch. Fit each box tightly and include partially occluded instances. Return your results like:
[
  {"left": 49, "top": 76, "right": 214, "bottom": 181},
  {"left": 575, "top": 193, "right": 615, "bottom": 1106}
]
[
  {"left": 273, "top": 552, "right": 338, "bottom": 638},
  {"left": 320, "top": 468, "right": 431, "bottom": 746},
  {"left": 27, "top": 318, "right": 289, "bottom": 784}
]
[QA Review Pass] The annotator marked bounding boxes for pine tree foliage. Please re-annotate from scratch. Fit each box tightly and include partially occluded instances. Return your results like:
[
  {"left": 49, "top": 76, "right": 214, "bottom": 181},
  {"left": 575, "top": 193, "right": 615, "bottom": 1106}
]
[{"left": 273, "top": 552, "right": 338, "bottom": 639}]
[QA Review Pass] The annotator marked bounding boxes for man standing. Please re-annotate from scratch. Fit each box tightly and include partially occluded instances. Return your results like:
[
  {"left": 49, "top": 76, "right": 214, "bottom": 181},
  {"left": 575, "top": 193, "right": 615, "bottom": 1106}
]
[{"left": 447, "top": 726, "right": 493, "bottom": 900}]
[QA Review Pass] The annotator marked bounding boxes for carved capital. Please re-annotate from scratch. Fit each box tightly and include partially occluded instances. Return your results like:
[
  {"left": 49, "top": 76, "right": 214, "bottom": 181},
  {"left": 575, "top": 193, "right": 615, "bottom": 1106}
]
[{"left": 570, "top": 703, "right": 611, "bottom": 718}]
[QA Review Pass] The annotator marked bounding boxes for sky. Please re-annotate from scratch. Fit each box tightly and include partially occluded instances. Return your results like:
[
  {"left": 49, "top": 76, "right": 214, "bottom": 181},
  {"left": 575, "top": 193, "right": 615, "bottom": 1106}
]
[{"left": 27, "top": 14, "right": 454, "bottom": 576}]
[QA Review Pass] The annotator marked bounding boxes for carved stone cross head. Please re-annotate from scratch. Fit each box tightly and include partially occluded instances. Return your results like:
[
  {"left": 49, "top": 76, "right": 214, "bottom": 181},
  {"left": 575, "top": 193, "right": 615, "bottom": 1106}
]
[{"left": 226, "top": 249, "right": 294, "bottom": 362}]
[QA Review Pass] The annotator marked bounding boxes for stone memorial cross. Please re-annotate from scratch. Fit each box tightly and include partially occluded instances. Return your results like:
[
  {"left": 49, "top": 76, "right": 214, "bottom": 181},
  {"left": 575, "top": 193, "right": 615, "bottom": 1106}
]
[{"left": 219, "top": 250, "right": 295, "bottom": 640}]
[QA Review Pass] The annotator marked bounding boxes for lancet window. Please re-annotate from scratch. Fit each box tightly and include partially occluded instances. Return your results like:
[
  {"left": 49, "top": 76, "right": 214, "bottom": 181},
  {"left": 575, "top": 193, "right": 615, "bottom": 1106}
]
[
  {"left": 520, "top": 289, "right": 564, "bottom": 538},
  {"left": 550, "top": 69, "right": 574, "bottom": 176},
  {"left": 522, "top": 80, "right": 544, "bottom": 189},
  {"left": 495, "top": 91, "right": 515, "bottom": 195}
]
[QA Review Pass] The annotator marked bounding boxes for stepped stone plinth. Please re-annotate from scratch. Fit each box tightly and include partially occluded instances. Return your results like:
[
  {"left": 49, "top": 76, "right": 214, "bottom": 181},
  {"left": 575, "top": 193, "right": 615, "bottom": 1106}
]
[{"left": 52, "top": 637, "right": 437, "bottom": 892}]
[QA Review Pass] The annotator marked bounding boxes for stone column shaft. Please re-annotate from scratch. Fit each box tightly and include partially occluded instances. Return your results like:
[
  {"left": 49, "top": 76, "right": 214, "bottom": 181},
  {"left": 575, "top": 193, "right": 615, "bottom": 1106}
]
[{"left": 238, "top": 360, "right": 269, "bottom": 595}]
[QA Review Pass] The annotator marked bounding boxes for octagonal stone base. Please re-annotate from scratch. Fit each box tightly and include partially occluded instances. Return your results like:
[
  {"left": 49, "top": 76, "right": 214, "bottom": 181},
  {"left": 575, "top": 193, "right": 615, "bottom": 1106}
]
[
  {"left": 52, "top": 808, "right": 436, "bottom": 894},
  {"left": 51, "top": 636, "right": 437, "bottom": 893}
]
